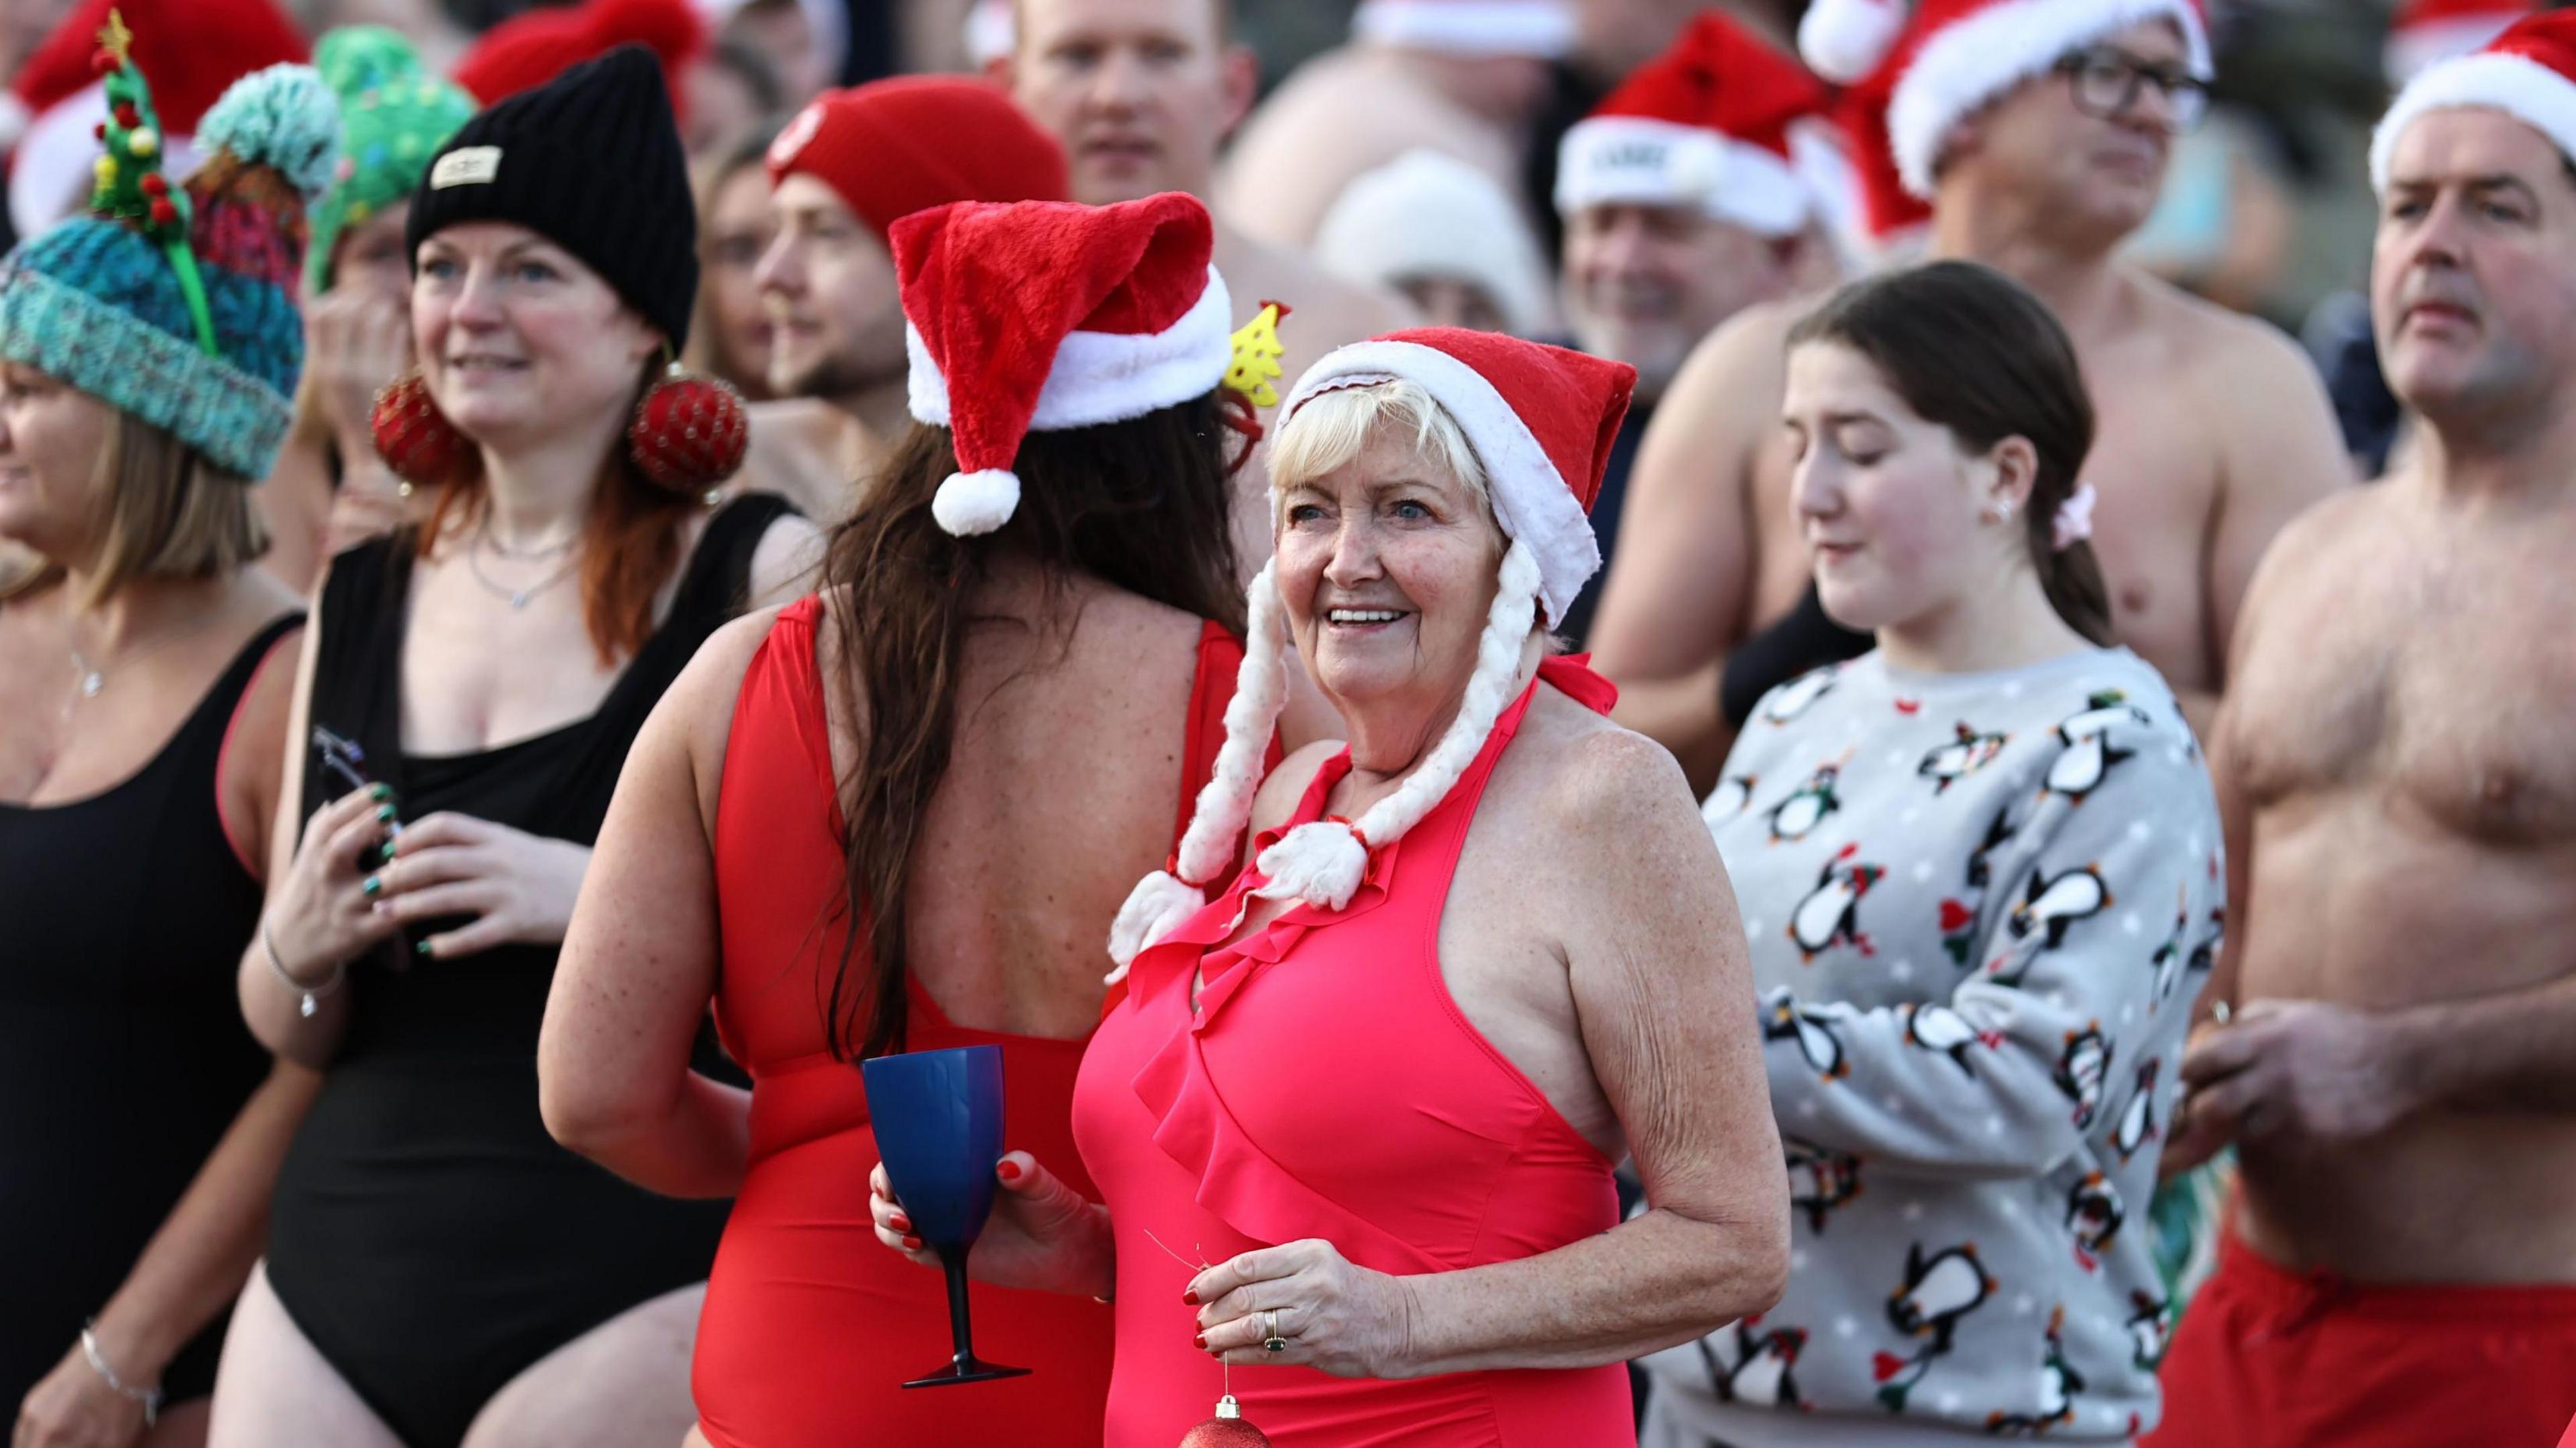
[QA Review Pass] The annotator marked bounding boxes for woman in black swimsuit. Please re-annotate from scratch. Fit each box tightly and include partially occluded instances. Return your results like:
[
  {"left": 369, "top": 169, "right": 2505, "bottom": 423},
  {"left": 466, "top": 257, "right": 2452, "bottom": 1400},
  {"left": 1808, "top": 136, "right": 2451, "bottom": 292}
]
[
  {"left": 0, "top": 50, "right": 329, "bottom": 1448},
  {"left": 214, "top": 48, "right": 818, "bottom": 1448}
]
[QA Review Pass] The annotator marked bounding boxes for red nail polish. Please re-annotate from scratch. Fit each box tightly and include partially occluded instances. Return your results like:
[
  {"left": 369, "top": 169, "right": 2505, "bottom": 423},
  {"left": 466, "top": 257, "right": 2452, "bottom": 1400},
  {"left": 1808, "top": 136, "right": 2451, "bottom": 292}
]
[
  {"left": 997, "top": 1159, "right": 1024, "bottom": 1182},
  {"left": 890, "top": 1213, "right": 910, "bottom": 1232},
  {"left": 1182, "top": 1289, "right": 1200, "bottom": 1306},
  {"left": 1192, "top": 1334, "right": 1207, "bottom": 1350},
  {"left": 903, "top": 1235, "right": 922, "bottom": 1250}
]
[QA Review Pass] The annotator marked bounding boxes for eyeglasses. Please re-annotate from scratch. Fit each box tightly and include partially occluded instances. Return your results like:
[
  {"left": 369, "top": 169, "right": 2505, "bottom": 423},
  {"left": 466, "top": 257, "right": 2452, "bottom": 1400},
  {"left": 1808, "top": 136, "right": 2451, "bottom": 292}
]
[{"left": 2053, "top": 48, "right": 2212, "bottom": 131}]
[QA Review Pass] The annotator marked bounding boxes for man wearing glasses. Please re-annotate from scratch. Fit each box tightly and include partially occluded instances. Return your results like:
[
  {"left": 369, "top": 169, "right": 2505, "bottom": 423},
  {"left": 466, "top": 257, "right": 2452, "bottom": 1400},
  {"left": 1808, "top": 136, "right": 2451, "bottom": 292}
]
[{"left": 1585, "top": 0, "right": 2349, "bottom": 793}]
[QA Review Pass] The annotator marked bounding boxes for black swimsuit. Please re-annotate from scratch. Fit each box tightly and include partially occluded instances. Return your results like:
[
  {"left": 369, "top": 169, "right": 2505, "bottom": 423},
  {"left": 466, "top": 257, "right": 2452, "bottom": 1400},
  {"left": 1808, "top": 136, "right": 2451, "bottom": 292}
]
[
  {"left": 264, "top": 495, "right": 792, "bottom": 1448},
  {"left": 0, "top": 614, "right": 300, "bottom": 1408}
]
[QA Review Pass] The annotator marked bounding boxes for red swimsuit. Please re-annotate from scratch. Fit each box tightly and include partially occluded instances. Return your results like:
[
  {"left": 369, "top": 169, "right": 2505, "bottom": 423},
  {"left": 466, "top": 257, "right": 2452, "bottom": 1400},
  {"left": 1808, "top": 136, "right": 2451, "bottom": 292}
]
[
  {"left": 1073, "top": 657, "right": 1633, "bottom": 1447},
  {"left": 692, "top": 597, "right": 1252, "bottom": 1448}
]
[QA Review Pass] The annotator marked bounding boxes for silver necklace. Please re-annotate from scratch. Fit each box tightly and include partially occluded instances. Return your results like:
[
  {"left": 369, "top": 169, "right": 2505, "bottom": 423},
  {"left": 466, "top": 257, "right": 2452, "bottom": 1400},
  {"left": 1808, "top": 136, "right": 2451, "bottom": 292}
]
[
  {"left": 466, "top": 520, "right": 579, "bottom": 610},
  {"left": 61, "top": 612, "right": 213, "bottom": 715}
]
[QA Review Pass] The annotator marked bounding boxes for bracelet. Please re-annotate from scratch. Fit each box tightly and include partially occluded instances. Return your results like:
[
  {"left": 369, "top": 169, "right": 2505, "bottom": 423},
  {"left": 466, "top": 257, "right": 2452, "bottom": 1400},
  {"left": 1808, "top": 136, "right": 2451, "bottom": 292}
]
[
  {"left": 264, "top": 923, "right": 345, "bottom": 1019},
  {"left": 78, "top": 1321, "right": 162, "bottom": 1427}
]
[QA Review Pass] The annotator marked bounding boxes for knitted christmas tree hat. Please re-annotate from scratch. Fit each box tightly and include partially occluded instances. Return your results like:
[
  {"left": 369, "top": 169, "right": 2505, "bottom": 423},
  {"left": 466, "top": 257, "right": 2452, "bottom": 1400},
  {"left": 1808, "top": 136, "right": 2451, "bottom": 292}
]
[
  {"left": 306, "top": 26, "right": 475, "bottom": 294},
  {"left": 0, "top": 11, "right": 337, "bottom": 481},
  {"left": 407, "top": 44, "right": 698, "bottom": 351}
]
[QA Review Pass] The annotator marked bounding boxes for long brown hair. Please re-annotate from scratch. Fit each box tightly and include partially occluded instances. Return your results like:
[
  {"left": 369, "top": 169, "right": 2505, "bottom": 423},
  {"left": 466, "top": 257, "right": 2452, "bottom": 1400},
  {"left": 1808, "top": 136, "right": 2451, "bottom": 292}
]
[
  {"left": 1788, "top": 261, "right": 2114, "bottom": 645},
  {"left": 824, "top": 388, "right": 1252, "bottom": 1060},
  {"left": 417, "top": 360, "right": 703, "bottom": 665}
]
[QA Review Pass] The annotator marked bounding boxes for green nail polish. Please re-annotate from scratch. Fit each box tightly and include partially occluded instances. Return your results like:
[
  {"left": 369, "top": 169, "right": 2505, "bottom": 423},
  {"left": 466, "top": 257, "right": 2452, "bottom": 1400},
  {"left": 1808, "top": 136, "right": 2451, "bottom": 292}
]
[
  {"left": 415, "top": 940, "right": 435, "bottom": 957},
  {"left": 362, "top": 875, "right": 380, "bottom": 897},
  {"left": 376, "top": 803, "right": 396, "bottom": 823},
  {"left": 369, "top": 783, "right": 392, "bottom": 801}
]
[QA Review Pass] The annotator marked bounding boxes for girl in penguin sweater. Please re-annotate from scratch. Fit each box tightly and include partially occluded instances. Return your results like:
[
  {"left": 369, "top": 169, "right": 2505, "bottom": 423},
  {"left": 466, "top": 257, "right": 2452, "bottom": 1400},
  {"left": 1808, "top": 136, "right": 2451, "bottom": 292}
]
[{"left": 1637, "top": 263, "right": 2222, "bottom": 1446}]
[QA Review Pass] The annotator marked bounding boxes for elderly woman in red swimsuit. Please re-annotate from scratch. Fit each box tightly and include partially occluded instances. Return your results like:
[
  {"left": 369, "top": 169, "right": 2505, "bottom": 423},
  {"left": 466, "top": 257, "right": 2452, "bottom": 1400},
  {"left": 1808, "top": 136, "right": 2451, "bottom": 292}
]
[
  {"left": 539, "top": 192, "right": 1273, "bottom": 1448},
  {"left": 871, "top": 328, "right": 1794, "bottom": 1447}
]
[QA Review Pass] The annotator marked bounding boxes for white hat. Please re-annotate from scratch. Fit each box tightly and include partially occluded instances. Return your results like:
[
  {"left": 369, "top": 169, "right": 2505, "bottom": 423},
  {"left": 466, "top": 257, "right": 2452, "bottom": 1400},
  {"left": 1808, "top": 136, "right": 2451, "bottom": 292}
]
[
  {"left": 1556, "top": 11, "right": 1836, "bottom": 237},
  {"left": 2372, "top": 9, "right": 2576, "bottom": 192},
  {"left": 1313, "top": 150, "right": 1554, "bottom": 337},
  {"left": 1796, "top": 0, "right": 2212, "bottom": 199},
  {"left": 1351, "top": 0, "right": 1578, "bottom": 59}
]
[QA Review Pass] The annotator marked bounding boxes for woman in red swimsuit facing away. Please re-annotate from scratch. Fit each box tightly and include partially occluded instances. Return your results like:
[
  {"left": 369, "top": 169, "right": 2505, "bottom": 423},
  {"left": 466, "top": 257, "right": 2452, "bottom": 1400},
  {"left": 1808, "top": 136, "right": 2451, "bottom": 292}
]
[
  {"left": 871, "top": 329, "right": 1796, "bottom": 1447},
  {"left": 538, "top": 192, "right": 1270, "bottom": 1448}
]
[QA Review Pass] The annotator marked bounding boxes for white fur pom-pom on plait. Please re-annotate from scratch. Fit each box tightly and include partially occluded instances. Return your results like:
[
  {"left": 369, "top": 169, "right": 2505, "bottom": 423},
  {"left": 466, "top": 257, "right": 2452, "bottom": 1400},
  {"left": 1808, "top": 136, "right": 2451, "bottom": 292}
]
[
  {"left": 1252, "top": 818, "right": 1374, "bottom": 913},
  {"left": 1105, "top": 869, "right": 1212, "bottom": 983},
  {"left": 930, "top": 468, "right": 1020, "bottom": 536},
  {"left": 1799, "top": 0, "right": 1911, "bottom": 83}
]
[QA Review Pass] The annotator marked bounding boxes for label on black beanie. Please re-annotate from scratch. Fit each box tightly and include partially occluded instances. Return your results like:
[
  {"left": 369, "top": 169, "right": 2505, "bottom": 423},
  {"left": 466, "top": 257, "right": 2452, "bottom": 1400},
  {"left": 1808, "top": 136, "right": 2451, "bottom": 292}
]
[{"left": 431, "top": 146, "right": 503, "bottom": 189}]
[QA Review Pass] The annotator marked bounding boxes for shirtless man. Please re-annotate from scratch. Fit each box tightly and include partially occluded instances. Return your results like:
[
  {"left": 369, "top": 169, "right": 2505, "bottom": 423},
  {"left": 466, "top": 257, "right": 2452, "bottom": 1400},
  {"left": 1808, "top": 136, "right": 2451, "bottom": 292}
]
[
  {"left": 2149, "top": 18, "right": 2576, "bottom": 1444},
  {"left": 740, "top": 76, "right": 1067, "bottom": 522},
  {"left": 1000, "top": 0, "right": 1417, "bottom": 565},
  {"left": 1214, "top": 0, "right": 1567, "bottom": 251},
  {"left": 1589, "top": 0, "right": 2347, "bottom": 789}
]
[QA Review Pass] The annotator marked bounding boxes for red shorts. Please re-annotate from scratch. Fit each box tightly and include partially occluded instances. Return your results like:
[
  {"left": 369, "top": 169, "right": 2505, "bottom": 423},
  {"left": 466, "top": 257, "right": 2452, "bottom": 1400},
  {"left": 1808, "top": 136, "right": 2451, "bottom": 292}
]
[{"left": 2146, "top": 1229, "right": 2576, "bottom": 1448}]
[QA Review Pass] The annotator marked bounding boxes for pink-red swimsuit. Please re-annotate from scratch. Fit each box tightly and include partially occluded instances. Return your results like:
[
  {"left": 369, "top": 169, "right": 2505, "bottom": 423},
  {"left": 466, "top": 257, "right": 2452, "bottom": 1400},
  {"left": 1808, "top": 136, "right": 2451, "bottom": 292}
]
[{"left": 1073, "top": 657, "right": 1633, "bottom": 1447}]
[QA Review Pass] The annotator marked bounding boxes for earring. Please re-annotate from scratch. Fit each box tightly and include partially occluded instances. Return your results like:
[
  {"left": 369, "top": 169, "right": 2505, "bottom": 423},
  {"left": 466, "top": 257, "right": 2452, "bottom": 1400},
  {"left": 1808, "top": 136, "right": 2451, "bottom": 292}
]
[
  {"left": 627, "top": 361, "right": 749, "bottom": 497},
  {"left": 1987, "top": 499, "right": 2016, "bottom": 524},
  {"left": 370, "top": 372, "right": 471, "bottom": 490}
]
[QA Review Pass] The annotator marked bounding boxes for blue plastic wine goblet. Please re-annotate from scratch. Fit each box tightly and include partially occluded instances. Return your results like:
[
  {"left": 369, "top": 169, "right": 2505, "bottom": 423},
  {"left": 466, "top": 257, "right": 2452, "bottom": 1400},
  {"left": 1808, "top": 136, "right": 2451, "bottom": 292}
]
[{"left": 861, "top": 1044, "right": 1032, "bottom": 1388}]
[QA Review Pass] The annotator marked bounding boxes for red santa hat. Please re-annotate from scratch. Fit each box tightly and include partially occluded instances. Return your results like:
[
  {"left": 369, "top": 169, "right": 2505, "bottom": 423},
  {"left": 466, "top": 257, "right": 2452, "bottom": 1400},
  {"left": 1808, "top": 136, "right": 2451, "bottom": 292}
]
[
  {"left": 896, "top": 192, "right": 1234, "bottom": 538},
  {"left": 2387, "top": 0, "right": 2535, "bottom": 86},
  {"left": 453, "top": 0, "right": 705, "bottom": 117},
  {"left": 5, "top": 0, "right": 307, "bottom": 239},
  {"left": 1796, "top": 0, "right": 2211, "bottom": 199},
  {"left": 1351, "top": 0, "right": 1578, "bottom": 59},
  {"left": 2373, "top": 10, "right": 2576, "bottom": 192},
  {"left": 1107, "top": 329, "right": 1634, "bottom": 971},
  {"left": 1555, "top": 12, "right": 1835, "bottom": 237},
  {"left": 766, "top": 76, "right": 1067, "bottom": 246},
  {"left": 1834, "top": 71, "right": 1935, "bottom": 256}
]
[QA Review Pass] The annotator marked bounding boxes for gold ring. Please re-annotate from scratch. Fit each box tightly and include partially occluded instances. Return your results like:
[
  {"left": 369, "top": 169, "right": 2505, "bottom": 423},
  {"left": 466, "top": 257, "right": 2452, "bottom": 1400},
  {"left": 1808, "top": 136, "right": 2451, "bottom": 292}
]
[{"left": 1262, "top": 1308, "right": 1288, "bottom": 1353}]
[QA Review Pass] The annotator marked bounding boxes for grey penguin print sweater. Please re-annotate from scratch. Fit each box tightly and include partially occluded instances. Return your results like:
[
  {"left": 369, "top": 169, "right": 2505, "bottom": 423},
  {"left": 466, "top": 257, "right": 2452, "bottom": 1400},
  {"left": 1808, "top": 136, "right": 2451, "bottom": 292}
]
[{"left": 1640, "top": 647, "right": 2223, "bottom": 1447}]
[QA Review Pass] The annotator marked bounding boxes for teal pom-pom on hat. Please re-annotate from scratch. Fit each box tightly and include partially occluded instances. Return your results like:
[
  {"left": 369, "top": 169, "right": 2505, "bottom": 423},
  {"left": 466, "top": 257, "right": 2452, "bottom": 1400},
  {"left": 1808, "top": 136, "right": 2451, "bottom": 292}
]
[
  {"left": 0, "top": 28, "right": 337, "bottom": 482},
  {"left": 305, "top": 27, "right": 472, "bottom": 292},
  {"left": 199, "top": 62, "right": 342, "bottom": 201}
]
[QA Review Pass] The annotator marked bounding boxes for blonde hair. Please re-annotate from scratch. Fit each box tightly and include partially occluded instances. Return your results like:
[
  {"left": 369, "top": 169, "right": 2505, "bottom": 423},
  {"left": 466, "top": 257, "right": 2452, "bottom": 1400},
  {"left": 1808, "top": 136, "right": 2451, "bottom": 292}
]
[
  {"left": 1, "top": 409, "right": 268, "bottom": 608},
  {"left": 1266, "top": 376, "right": 1491, "bottom": 522}
]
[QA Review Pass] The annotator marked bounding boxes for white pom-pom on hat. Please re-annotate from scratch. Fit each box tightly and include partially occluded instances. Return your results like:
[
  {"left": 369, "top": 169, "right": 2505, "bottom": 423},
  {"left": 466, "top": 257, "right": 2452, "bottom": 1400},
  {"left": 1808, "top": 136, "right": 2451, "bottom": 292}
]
[
  {"left": 1799, "top": 0, "right": 1911, "bottom": 83},
  {"left": 930, "top": 467, "right": 1020, "bottom": 536}
]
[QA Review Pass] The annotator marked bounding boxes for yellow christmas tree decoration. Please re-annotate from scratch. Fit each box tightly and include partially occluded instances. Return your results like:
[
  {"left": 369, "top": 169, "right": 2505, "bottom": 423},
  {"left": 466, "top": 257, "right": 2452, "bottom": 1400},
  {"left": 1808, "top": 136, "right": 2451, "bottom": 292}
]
[{"left": 1226, "top": 300, "right": 1292, "bottom": 409}]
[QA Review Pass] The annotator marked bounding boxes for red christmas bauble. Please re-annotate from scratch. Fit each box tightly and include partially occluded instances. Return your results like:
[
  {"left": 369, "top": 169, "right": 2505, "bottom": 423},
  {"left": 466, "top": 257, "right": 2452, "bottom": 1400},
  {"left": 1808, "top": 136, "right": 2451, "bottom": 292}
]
[
  {"left": 1177, "top": 1396, "right": 1270, "bottom": 1447},
  {"left": 90, "top": 48, "right": 116, "bottom": 75},
  {"left": 140, "top": 174, "right": 166, "bottom": 197},
  {"left": 625, "top": 370, "right": 749, "bottom": 494},
  {"left": 112, "top": 101, "right": 139, "bottom": 127},
  {"left": 370, "top": 373, "right": 472, "bottom": 488},
  {"left": 147, "top": 197, "right": 176, "bottom": 226}
]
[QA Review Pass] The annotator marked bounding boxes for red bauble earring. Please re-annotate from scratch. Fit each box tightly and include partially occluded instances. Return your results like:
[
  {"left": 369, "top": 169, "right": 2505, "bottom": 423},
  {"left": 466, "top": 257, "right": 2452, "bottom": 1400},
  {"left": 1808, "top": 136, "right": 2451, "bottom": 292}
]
[
  {"left": 627, "top": 362, "right": 749, "bottom": 497},
  {"left": 370, "top": 372, "right": 472, "bottom": 489}
]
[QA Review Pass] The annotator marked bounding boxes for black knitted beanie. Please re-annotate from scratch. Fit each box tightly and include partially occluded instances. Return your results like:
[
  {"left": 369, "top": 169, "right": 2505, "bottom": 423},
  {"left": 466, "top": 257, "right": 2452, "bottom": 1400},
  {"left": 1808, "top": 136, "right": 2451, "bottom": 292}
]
[{"left": 405, "top": 44, "right": 696, "bottom": 349}]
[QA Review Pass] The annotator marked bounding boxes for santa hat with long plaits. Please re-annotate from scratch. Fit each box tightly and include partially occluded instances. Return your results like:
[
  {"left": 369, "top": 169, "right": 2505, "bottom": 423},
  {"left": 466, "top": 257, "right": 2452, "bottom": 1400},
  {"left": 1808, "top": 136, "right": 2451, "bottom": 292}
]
[
  {"left": 1796, "top": 0, "right": 2210, "bottom": 199},
  {"left": 1555, "top": 11, "right": 1837, "bottom": 237},
  {"left": 896, "top": 191, "right": 1232, "bottom": 538},
  {"left": 2372, "top": 9, "right": 2576, "bottom": 192},
  {"left": 1108, "top": 330, "right": 1633, "bottom": 975}
]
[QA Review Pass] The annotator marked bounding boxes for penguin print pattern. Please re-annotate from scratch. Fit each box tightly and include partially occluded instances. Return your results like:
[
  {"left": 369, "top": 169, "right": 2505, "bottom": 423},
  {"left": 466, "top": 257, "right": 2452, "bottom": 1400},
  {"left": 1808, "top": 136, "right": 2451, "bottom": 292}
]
[
  {"left": 1703, "top": 772, "right": 1757, "bottom": 828},
  {"left": 1767, "top": 762, "right": 1845, "bottom": 842},
  {"left": 1785, "top": 1137, "right": 1864, "bottom": 1233},
  {"left": 2044, "top": 690, "right": 2153, "bottom": 801},
  {"left": 2125, "top": 1290, "right": 2172, "bottom": 1371},
  {"left": 1789, "top": 844, "right": 1882, "bottom": 960},
  {"left": 1700, "top": 1317, "right": 1811, "bottom": 1410},
  {"left": 1919, "top": 722, "right": 2009, "bottom": 794},
  {"left": 2065, "top": 1172, "right": 2125, "bottom": 1272},
  {"left": 1654, "top": 647, "right": 2218, "bottom": 1444}
]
